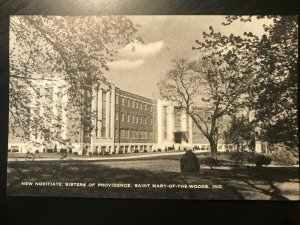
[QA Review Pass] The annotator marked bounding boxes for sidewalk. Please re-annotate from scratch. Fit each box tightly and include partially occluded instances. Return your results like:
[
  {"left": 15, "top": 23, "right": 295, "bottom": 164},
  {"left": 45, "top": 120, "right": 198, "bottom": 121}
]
[{"left": 8, "top": 150, "right": 191, "bottom": 162}]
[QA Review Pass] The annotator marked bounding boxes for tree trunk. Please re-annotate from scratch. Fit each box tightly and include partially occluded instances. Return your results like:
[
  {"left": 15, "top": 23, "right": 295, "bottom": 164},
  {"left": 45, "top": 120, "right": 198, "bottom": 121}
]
[{"left": 209, "top": 139, "right": 218, "bottom": 158}]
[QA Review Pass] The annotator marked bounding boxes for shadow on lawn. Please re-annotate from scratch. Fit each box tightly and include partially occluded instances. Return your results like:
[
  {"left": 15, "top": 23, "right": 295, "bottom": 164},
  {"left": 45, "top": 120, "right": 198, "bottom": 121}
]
[
  {"left": 7, "top": 161, "right": 299, "bottom": 200},
  {"left": 200, "top": 167, "right": 299, "bottom": 200}
]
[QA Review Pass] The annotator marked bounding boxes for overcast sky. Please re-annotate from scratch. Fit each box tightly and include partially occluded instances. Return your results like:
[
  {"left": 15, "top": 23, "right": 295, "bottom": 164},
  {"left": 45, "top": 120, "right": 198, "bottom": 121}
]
[{"left": 106, "top": 16, "right": 272, "bottom": 99}]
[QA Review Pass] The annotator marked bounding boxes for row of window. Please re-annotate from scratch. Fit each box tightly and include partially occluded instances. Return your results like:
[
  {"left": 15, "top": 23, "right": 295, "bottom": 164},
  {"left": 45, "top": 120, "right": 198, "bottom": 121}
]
[
  {"left": 116, "top": 112, "right": 153, "bottom": 125},
  {"left": 115, "top": 128, "right": 153, "bottom": 139},
  {"left": 116, "top": 95, "right": 153, "bottom": 112}
]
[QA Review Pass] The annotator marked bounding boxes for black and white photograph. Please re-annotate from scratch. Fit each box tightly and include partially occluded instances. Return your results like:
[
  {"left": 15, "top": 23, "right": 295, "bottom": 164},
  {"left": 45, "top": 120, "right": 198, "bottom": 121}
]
[{"left": 7, "top": 15, "right": 298, "bottom": 200}]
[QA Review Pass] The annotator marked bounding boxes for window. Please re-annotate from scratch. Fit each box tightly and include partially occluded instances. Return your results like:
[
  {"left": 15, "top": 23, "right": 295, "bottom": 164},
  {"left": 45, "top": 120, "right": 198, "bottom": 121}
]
[
  {"left": 149, "top": 131, "right": 153, "bottom": 139},
  {"left": 135, "top": 115, "right": 138, "bottom": 123},
  {"left": 135, "top": 101, "right": 138, "bottom": 109},
  {"left": 144, "top": 104, "right": 147, "bottom": 111},
  {"left": 115, "top": 128, "right": 118, "bottom": 138},
  {"left": 128, "top": 99, "right": 131, "bottom": 107},
  {"left": 122, "top": 97, "right": 125, "bottom": 106},
  {"left": 150, "top": 118, "right": 153, "bottom": 125},
  {"left": 115, "top": 111, "right": 119, "bottom": 121},
  {"left": 150, "top": 105, "right": 153, "bottom": 112},
  {"left": 132, "top": 115, "right": 135, "bottom": 123},
  {"left": 140, "top": 102, "right": 143, "bottom": 110},
  {"left": 127, "top": 114, "right": 130, "bottom": 122},
  {"left": 121, "top": 129, "right": 125, "bottom": 138},
  {"left": 132, "top": 100, "right": 135, "bottom": 108},
  {"left": 121, "top": 113, "right": 124, "bottom": 121},
  {"left": 116, "top": 95, "right": 119, "bottom": 104},
  {"left": 139, "top": 116, "right": 142, "bottom": 124},
  {"left": 144, "top": 117, "right": 147, "bottom": 125}
]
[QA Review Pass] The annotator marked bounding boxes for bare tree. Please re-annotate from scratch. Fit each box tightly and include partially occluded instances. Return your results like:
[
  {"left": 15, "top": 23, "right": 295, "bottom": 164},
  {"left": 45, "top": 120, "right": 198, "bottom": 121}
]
[{"left": 159, "top": 56, "right": 254, "bottom": 156}]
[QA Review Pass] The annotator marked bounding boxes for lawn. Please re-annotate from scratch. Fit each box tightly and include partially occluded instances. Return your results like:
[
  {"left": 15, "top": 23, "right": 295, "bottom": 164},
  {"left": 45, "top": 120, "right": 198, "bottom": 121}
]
[{"left": 7, "top": 157, "right": 299, "bottom": 200}]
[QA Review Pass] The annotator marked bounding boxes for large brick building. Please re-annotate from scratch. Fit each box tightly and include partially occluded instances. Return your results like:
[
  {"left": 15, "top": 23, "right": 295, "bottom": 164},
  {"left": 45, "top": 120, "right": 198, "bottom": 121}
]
[{"left": 8, "top": 81, "right": 265, "bottom": 154}]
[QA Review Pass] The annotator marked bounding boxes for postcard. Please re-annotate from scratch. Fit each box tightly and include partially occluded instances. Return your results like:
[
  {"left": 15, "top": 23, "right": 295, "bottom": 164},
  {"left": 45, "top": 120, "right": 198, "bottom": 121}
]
[{"left": 7, "top": 15, "right": 299, "bottom": 200}]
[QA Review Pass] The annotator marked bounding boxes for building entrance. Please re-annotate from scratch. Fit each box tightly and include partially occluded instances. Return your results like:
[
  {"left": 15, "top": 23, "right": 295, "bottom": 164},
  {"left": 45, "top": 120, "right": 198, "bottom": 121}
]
[{"left": 173, "top": 132, "right": 188, "bottom": 144}]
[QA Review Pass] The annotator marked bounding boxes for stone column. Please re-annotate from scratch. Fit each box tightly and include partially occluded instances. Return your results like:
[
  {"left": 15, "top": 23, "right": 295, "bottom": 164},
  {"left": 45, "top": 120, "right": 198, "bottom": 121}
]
[
  {"left": 98, "top": 89, "right": 103, "bottom": 137},
  {"left": 106, "top": 90, "right": 110, "bottom": 138}
]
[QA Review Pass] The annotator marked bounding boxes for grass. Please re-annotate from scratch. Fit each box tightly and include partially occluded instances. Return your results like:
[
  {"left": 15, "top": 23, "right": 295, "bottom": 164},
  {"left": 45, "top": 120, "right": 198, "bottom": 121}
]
[{"left": 7, "top": 157, "right": 299, "bottom": 200}]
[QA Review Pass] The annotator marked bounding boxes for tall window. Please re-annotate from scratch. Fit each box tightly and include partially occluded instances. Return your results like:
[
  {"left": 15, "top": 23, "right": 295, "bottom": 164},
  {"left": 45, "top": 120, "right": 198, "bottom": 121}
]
[
  {"left": 121, "top": 113, "right": 124, "bottom": 121},
  {"left": 163, "top": 106, "right": 168, "bottom": 139},
  {"left": 122, "top": 97, "right": 125, "bottom": 106},
  {"left": 101, "top": 91, "right": 107, "bottom": 137},
  {"left": 127, "top": 114, "right": 130, "bottom": 122},
  {"left": 116, "top": 95, "right": 119, "bottom": 104},
  {"left": 121, "top": 129, "right": 125, "bottom": 138},
  {"left": 115, "top": 128, "right": 118, "bottom": 138},
  {"left": 149, "top": 131, "right": 153, "bottom": 139},
  {"left": 132, "top": 114, "right": 135, "bottom": 123},
  {"left": 115, "top": 111, "right": 119, "bottom": 121}
]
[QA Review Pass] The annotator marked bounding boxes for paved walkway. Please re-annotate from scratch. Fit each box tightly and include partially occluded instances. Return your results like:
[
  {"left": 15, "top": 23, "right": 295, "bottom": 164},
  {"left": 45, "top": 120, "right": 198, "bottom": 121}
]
[{"left": 8, "top": 151, "right": 191, "bottom": 162}]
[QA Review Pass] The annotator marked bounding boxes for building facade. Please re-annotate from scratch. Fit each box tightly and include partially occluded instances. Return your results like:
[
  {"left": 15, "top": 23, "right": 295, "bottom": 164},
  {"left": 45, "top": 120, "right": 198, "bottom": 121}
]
[{"left": 8, "top": 81, "right": 265, "bottom": 154}]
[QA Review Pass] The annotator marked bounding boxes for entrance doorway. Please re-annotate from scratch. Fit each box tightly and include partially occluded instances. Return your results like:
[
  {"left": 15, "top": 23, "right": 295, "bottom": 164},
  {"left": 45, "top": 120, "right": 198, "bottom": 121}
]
[{"left": 173, "top": 131, "right": 189, "bottom": 144}]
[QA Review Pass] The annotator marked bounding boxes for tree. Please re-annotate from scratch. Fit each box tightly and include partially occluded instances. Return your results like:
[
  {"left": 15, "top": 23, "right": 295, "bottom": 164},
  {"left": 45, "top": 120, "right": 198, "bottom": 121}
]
[
  {"left": 224, "top": 114, "right": 255, "bottom": 152},
  {"left": 159, "top": 55, "right": 254, "bottom": 157},
  {"left": 222, "top": 16, "right": 298, "bottom": 151},
  {"left": 9, "top": 16, "right": 140, "bottom": 141}
]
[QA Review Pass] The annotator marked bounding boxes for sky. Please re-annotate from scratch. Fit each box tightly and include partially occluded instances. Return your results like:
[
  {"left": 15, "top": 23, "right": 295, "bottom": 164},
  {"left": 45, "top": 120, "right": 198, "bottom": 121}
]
[{"left": 105, "top": 16, "right": 272, "bottom": 99}]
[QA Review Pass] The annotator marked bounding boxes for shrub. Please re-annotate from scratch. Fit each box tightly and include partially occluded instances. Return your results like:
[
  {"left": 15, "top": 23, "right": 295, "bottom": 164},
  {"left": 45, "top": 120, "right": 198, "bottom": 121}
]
[
  {"left": 134, "top": 150, "right": 139, "bottom": 153},
  {"left": 157, "top": 148, "right": 161, "bottom": 152},
  {"left": 153, "top": 150, "right": 156, "bottom": 152},
  {"left": 168, "top": 146, "right": 174, "bottom": 151},
  {"left": 271, "top": 150, "right": 297, "bottom": 166},
  {"left": 35, "top": 150, "right": 39, "bottom": 153},
  {"left": 180, "top": 150, "right": 200, "bottom": 173},
  {"left": 143, "top": 150, "right": 147, "bottom": 153},
  {"left": 254, "top": 154, "right": 272, "bottom": 167},
  {"left": 46, "top": 149, "right": 54, "bottom": 153},
  {"left": 201, "top": 156, "right": 219, "bottom": 169},
  {"left": 229, "top": 151, "right": 255, "bottom": 166},
  {"left": 73, "top": 152, "right": 78, "bottom": 155}
]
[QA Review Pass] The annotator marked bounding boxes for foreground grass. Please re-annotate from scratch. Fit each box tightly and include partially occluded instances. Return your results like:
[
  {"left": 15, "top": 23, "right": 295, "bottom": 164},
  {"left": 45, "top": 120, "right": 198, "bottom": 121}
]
[{"left": 7, "top": 159, "right": 299, "bottom": 200}]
